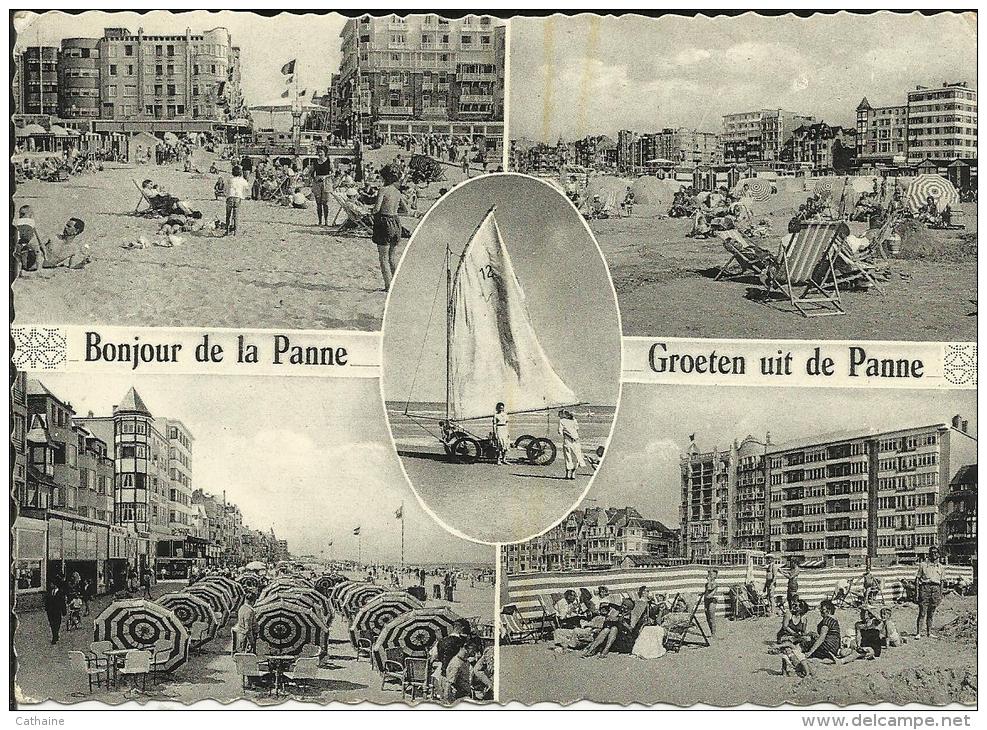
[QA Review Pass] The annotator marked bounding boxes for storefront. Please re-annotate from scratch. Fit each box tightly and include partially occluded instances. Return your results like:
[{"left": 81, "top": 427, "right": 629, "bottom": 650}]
[
  {"left": 157, "top": 535, "right": 210, "bottom": 579},
  {"left": 46, "top": 511, "right": 105, "bottom": 596},
  {"left": 13, "top": 515, "right": 48, "bottom": 609}
]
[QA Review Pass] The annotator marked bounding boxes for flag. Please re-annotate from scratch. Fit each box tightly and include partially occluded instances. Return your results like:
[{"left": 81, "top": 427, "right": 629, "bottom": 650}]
[
  {"left": 280, "top": 59, "right": 296, "bottom": 75},
  {"left": 353, "top": 527, "right": 361, "bottom": 536},
  {"left": 394, "top": 506, "right": 403, "bottom": 520},
  {"left": 286, "top": 75, "right": 294, "bottom": 85},
  {"left": 298, "top": 89, "right": 307, "bottom": 97},
  {"left": 280, "top": 89, "right": 289, "bottom": 99},
  {"left": 689, "top": 433, "right": 696, "bottom": 442}
]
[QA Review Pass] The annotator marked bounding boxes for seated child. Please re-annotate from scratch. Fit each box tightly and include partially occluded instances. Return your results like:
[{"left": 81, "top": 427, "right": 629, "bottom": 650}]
[
  {"left": 13, "top": 204, "right": 43, "bottom": 273},
  {"left": 837, "top": 608, "right": 882, "bottom": 663},
  {"left": 879, "top": 607, "right": 904, "bottom": 648},
  {"left": 290, "top": 187, "right": 309, "bottom": 209},
  {"left": 772, "top": 641, "right": 813, "bottom": 678}
]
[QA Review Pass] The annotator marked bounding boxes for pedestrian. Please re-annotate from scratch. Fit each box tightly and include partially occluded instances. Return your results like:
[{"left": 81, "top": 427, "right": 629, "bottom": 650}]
[
  {"left": 43, "top": 573, "right": 67, "bottom": 645},
  {"left": 225, "top": 164, "right": 250, "bottom": 236},
  {"left": 558, "top": 410, "right": 585, "bottom": 480},
  {"left": 914, "top": 546, "right": 945, "bottom": 639},
  {"left": 765, "top": 555, "right": 780, "bottom": 615},
  {"left": 81, "top": 576, "right": 92, "bottom": 616},
  {"left": 233, "top": 593, "right": 259, "bottom": 655},
  {"left": 140, "top": 568, "right": 153, "bottom": 599},
  {"left": 371, "top": 164, "right": 409, "bottom": 292}
]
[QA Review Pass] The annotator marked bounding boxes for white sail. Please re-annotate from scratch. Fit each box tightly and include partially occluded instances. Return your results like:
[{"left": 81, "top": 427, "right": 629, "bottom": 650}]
[{"left": 448, "top": 207, "right": 577, "bottom": 422}]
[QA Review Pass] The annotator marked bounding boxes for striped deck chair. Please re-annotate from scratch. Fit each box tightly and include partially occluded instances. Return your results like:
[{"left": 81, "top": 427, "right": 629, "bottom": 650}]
[
  {"left": 663, "top": 594, "right": 711, "bottom": 653},
  {"left": 329, "top": 191, "right": 374, "bottom": 236},
  {"left": 498, "top": 610, "right": 540, "bottom": 644},
  {"left": 833, "top": 234, "right": 887, "bottom": 295},
  {"left": 770, "top": 221, "right": 848, "bottom": 317},
  {"left": 537, "top": 593, "right": 560, "bottom": 629}
]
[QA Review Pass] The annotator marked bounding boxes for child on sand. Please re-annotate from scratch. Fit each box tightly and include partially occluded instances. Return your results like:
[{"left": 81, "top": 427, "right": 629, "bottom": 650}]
[
  {"left": 880, "top": 607, "right": 904, "bottom": 648},
  {"left": 225, "top": 165, "right": 250, "bottom": 236},
  {"left": 371, "top": 164, "right": 409, "bottom": 291},
  {"left": 837, "top": 608, "right": 883, "bottom": 663},
  {"left": 773, "top": 641, "right": 813, "bottom": 678},
  {"left": 13, "top": 204, "right": 43, "bottom": 274}
]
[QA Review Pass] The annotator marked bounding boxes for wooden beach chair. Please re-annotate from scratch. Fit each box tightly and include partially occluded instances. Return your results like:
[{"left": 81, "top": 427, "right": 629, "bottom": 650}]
[
  {"left": 766, "top": 221, "right": 848, "bottom": 317},
  {"left": 663, "top": 595, "right": 711, "bottom": 653},
  {"left": 537, "top": 593, "right": 560, "bottom": 629},
  {"left": 498, "top": 609, "right": 540, "bottom": 644},
  {"left": 715, "top": 229, "right": 776, "bottom": 281},
  {"left": 132, "top": 179, "right": 159, "bottom": 216},
  {"left": 329, "top": 191, "right": 373, "bottom": 236}
]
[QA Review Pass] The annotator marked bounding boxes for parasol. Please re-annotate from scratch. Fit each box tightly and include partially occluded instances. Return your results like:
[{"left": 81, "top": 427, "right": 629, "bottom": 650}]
[
  {"left": 185, "top": 582, "right": 232, "bottom": 624},
  {"left": 733, "top": 178, "right": 773, "bottom": 203},
  {"left": 338, "top": 583, "right": 386, "bottom": 618},
  {"left": 349, "top": 591, "right": 423, "bottom": 646},
  {"left": 93, "top": 599, "right": 190, "bottom": 672},
  {"left": 255, "top": 598, "right": 328, "bottom": 655},
  {"left": 905, "top": 174, "right": 959, "bottom": 213},
  {"left": 314, "top": 573, "right": 347, "bottom": 595},
  {"left": 371, "top": 607, "right": 463, "bottom": 672},
  {"left": 156, "top": 592, "right": 219, "bottom": 643}
]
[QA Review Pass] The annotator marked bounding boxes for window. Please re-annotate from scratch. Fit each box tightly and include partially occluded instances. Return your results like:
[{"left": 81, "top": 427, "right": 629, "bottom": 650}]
[
  {"left": 461, "top": 35, "right": 473, "bottom": 45},
  {"left": 125, "top": 45, "right": 134, "bottom": 57},
  {"left": 109, "top": 64, "right": 118, "bottom": 76}
]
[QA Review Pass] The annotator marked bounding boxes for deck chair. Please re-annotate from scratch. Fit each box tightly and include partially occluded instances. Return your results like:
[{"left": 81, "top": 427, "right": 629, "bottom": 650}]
[
  {"left": 537, "top": 593, "right": 560, "bottom": 629},
  {"left": 715, "top": 229, "right": 776, "bottom": 281},
  {"left": 329, "top": 191, "right": 373, "bottom": 236},
  {"left": 663, "top": 595, "right": 711, "bottom": 653},
  {"left": 768, "top": 221, "right": 848, "bottom": 317},
  {"left": 498, "top": 609, "right": 540, "bottom": 644},
  {"left": 833, "top": 230, "right": 887, "bottom": 294}
]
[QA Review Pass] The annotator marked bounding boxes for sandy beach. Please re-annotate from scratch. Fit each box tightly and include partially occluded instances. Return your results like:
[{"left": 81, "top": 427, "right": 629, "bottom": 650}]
[
  {"left": 499, "top": 594, "right": 977, "bottom": 706},
  {"left": 580, "top": 178, "right": 977, "bottom": 341},
  {"left": 389, "top": 405, "right": 613, "bottom": 543},
  {"left": 12, "top": 147, "right": 482, "bottom": 331},
  {"left": 14, "top": 575, "right": 494, "bottom": 706}
]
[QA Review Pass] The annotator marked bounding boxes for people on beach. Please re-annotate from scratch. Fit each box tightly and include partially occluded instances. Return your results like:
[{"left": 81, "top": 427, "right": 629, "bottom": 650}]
[
  {"left": 786, "top": 564, "right": 801, "bottom": 607},
  {"left": 492, "top": 402, "right": 509, "bottom": 465},
  {"left": 12, "top": 204, "right": 43, "bottom": 275},
  {"left": 555, "top": 590, "right": 586, "bottom": 629},
  {"left": 764, "top": 555, "right": 781, "bottom": 615},
  {"left": 558, "top": 410, "right": 585, "bottom": 480},
  {"left": 703, "top": 568, "right": 719, "bottom": 639},
  {"left": 39, "top": 218, "right": 91, "bottom": 270},
  {"left": 310, "top": 147, "right": 333, "bottom": 225},
  {"left": 803, "top": 599, "right": 841, "bottom": 661},
  {"left": 233, "top": 592, "right": 259, "bottom": 654},
  {"left": 225, "top": 165, "right": 250, "bottom": 236},
  {"left": 879, "top": 607, "right": 904, "bottom": 648},
  {"left": 290, "top": 187, "right": 309, "bottom": 209},
  {"left": 371, "top": 164, "right": 409, "bottom": 292},
  {"left": 914, "top": 546, "right": 945, "bottom": 639}
]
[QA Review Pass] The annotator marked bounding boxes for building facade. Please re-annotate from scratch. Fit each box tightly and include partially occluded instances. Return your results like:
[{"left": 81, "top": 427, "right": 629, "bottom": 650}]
[
  {"left": 58, "top": 37, "right": 102, "bottom": 119},
  {"left": 855, "top": 97, "right": 909, "bottom": 166},
  {"left": 331, "top": 14, "right": 506, "bottom": 152},
  {"left": 781, "top": 122, "right": 856, "bottom": 173},
  {"left": 906, "top": 82, "right": 978, "bottom": 163},
  {"left": 721, "top": 109, "right": 814, "bottom": 165},
  {"left": 19, "top": 46, "right": 61, "bottom": 116},
  {"left": 940, "top": 464, "right": 976, "bottom": 565}
]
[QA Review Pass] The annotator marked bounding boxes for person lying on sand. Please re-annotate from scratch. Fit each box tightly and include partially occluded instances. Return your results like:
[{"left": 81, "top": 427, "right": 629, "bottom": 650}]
[
  {"left": 771, "top": 641, "right": 813, "bottom": 678},
  {"left": 40, "top": 218, "right": 91, "bottom": 270}
]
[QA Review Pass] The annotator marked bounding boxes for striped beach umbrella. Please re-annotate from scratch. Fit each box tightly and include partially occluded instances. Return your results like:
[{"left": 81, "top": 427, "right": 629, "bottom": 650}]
[
  {"left": 328, "top": 580, "right": 357, "bottom": 611},
  {"left": 905, "top": 174, "right": 959, "bottom": 213},
  {"left": 156, "top": 592, "right": 219, "bottom": 643},
  {"left": 186, "top": 583, "right": 232, "bottom": 624},
  {"left": 237, "top": 572, "right": 263, "bottom": 591},
  {"left": 94, "top": 599, "right": 190, "bottom": 672},
  {"left": 256, "top": 592, "right": 334, "bottom": 629},
  {"left": 255, "top": 598, "right": 328, "bottom": 655},
  {"left": 371, "top": 607, "right": 463, "bottom": 672},
  {"left": 257, "top": 587, "right": 333, "bottom": 620},
  {"left": 315, "top": 574, "right": 347, "bottom": 595},
  {"left": 198, "top": 576, "right": 245, "bottom": 611},
  {"left": 733, "top": 178, "right": 772, "bottom": 203},
  {"left": 349, "top": 591, "right": 423, "bottom": 646},
  {"left": 813, "top": 178, "right": 839, "bottom": 198},
  {"left": 340, "top": 583, "right": 386, "bottom": 619}
]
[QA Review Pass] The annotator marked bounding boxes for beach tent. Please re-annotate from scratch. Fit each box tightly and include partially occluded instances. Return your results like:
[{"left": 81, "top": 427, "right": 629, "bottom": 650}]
[
  {"left": 629, "top": 176, "right": 664, "bottom": 206},
  {"left": 128, "top": 131, "right": 160, "bottom": 162}
]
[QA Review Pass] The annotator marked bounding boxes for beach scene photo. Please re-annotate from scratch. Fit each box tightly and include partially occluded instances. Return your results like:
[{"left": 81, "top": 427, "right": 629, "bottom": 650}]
[
  {"left": 12, "top": 10, "right": 506, "bottom": 330},
  {"left": 498, "top": 383, "right": 977, "bottom": 706},
  {"left": 508, "top": 12, "right": 977, "bottom": 340},
  {"left": 12, "top": 373, "right": 495, "bottom": 705},
  {"left": 381, "top": 174, "right": 622, "bottom": 544}
]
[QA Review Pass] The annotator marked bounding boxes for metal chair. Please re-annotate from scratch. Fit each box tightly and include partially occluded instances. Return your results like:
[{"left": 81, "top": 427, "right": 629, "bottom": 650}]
[
  {"left": 149, "top": 638, "right": 173, "bottom": 684},
  {"left": 117, "top": 650, "right": 152, "bottom": 696},
  {"left": 68, "top": 650, "right": 105, "bottom": 694},
  {"left": 232, "top": 653, "right": 269, "bottom": 690},
  {"left": 402, "top": 657, "right": 432, "bottom": 701},
  {"left": 380, "top": 647, "right": 405, "bottom": 691}
]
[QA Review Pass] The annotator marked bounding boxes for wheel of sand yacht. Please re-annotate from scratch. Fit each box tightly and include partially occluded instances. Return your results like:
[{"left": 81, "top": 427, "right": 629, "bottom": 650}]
[
  {"left": 513, "top": 435, "right": 535, "bottom": 451},
  {"left": 526, "top": 438, "right": 557, "bottom": 466},
  {"left": 450, "top": 437, "right": 481, "bottom": 464}
]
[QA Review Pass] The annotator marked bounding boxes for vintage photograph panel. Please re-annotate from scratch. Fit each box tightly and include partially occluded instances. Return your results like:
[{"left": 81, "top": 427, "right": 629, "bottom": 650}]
[
  {"left": 498, "top": 382, "right": 976, "bottom": 706},
  {"left": 12, "top": 374, "right": 495, "bottom": 705},
  {"left": 508, "top": 11, "right": 977, "bottom": 341},
  {"left": 12, "top": 10, "right": 506, "bottom": 330},
  {"left": 381, "top": 173, "right": 622, "bottom": 544}
]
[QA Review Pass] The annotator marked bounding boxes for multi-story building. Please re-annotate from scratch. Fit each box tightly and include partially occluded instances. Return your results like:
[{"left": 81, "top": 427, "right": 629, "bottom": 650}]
[
  {"left": 855, "top": 97, "right": 909, "bottom": 166},
  {"left": 940, "top": 464, "right": 976, "bottom": 565},
  {"left": 159, "top": 418, "right": 194, "bottom": 537},
  {"left": 766, "top": 416, "right": 977, "bottom": 566},
  {"left": 722, "top": 109, "right": 814, "bottom": 165},
  {"left": 502, "top": 506, "right": 678, "bottom": 574},
  {"left": 59, "top": 37, "right": 102, "bottom": 119},
  {"left": 97, "top": 26, "right": 242, "bottom": 123},
  {"left": 19, "top": 46, "right": 60, "bottom": 116},
  {"left": 12, "top": 373, "right": 29, "bottom": 501},
  {"left": 781, "top": 122, "right": 856, "bottom": 173},
  {"left": 331, "top": 14, "right": 506, "bottom": 154},
  {"left": 652, "top": 128, "right": 721, "bottom": 167},
  {"left": 906, "top": 82, "right": 978, "bottom": 163}
]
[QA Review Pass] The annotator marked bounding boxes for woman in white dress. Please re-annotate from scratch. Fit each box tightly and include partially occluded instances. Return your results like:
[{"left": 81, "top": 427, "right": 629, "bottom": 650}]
[
  {"left": 492, "top": 402, "right": 509, "bottom": 465},
  {"left": 558, "top": 410, "right": 585, "bottom": 480}
]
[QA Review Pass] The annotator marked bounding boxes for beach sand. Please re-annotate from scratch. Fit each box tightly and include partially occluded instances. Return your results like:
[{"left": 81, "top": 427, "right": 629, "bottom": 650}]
[
  {"left": 12, "top": 147, "right": 481, "bottom": 331},
  {"left": 498, "top": 594, "right": 977, "bottom": 706},
  {"left": 586, "top": 183, "right": 977, "bottom": 341}
]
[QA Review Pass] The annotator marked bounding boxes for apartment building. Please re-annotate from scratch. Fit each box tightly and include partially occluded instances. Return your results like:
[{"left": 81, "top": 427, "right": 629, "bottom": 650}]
[
  {"left": 855, "top": 97, "right": 909, "bottom": 166},
  {"left": 907, "top": 82, "right": 978, "bottom": 162},
  {"left": 721, "top": 109, "right": 814, "bottom": 165}
]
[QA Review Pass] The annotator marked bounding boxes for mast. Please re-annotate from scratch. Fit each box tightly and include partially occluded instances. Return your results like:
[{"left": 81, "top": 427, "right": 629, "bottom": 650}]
[{"left": 445, "top": 238, "right": 452, "bottom": 423}]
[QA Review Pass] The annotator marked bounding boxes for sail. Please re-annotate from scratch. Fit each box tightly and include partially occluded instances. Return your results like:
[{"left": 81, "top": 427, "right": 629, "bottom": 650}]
[{"left": 448, "top": 208, "right": 577, "bottom": 422}]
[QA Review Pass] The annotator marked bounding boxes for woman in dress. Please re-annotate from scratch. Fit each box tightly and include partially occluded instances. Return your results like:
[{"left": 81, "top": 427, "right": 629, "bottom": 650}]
[
  {"left": 558, "top": 410, "right": 585, "bottom": 480},
  {"left": 492, "top": 402, "right": 509, "bottom": 465}
]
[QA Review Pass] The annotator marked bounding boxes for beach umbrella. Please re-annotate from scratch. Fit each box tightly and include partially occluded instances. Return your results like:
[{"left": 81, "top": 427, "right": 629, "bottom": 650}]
[
  {"left": 198, "top": 576, "right": 246, "bottom": 611},
  {"left": 185, "top": 582, "right": 232, "bottom": 624},
  {"left": 340, "top": 583, "right": 386, "bottom": 619},
  {"left": 245, "top": 561, "right": 267, "bottom": 572},
  {"left": 328, "top": 580, "right": 357, "bottom": 611},
  {"left": 237, "top": 572, "right": 264, "bottom": 591},
  {"left": 905, "top": 174, "right": 959, "bottom": 213},
  {"left": 371, "top": 607, "right": 463, "bottom": 672},
  {"left": 163, "top": 131, "right": 179, "bottom": 145},
  {"left": 255, "top": 598, "right": 328, "bottom": 655},
  {"left": 258, "top": 585, "right": 332, "bottom": 618},
  {"left": 256, "top": 591, "right": 334, "bottom": 628},
  {"left": 156, "top": 592, "right": 219, "bottom": 643},
  {"left": 733, "top": 178, "right": 773, "bottom": 203},
  {"left": 93, "top": 599, "right": 190, "bottom": 672},
  {"left": 314, "top": 573, "right": 347, "bottom": 595},
  {"left": 349, "top": 592, "right": 423, "bottom": 646},
  {"left": 813, "top": 178, "right": 839, "bottom": 199}
]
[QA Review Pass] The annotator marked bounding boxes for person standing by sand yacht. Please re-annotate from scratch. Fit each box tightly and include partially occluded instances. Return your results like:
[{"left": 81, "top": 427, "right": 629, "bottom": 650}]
[
  {"left": 558, "top": 410, "right": 585, "bottom": 480},
  {"left": 492, "top": 402, "right": 509, "bottom": 465}
]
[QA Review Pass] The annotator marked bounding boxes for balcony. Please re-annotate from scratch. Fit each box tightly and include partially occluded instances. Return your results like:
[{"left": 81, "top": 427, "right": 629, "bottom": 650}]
[
  {"left": 379, "top": 105, "right": 414, "bottom": 116},
  {"left": 459, "top": 93, "right": 493, "bottom": 105},
  {"left": 421, "top": 106, "right": 448, "bottom": 119},
  {"left": 458, "top": 72, "right": 497, "bottom": 82}
]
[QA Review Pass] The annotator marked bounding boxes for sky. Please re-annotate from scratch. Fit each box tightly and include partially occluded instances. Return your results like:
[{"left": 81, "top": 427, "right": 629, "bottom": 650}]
[
  {"left": 12, "top": 10, "right": 348, "bottom": 107},
  {"left": 510, "top": 11, "right": 978, "bottom": 142},
  {"left": 585, "top": 383, "right": 977, "bottom": 529},
  {"left": 33, "top": 373, "right": 494, "bottom": 566},
  {"left": 382, "top": 174, "right": 622, "bottom": 408}
]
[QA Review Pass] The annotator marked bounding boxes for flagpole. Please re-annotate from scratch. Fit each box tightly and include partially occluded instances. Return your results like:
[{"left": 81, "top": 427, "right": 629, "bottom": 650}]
[{"left": 400, "top": 502, "right": 405, "bottom": 573}]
